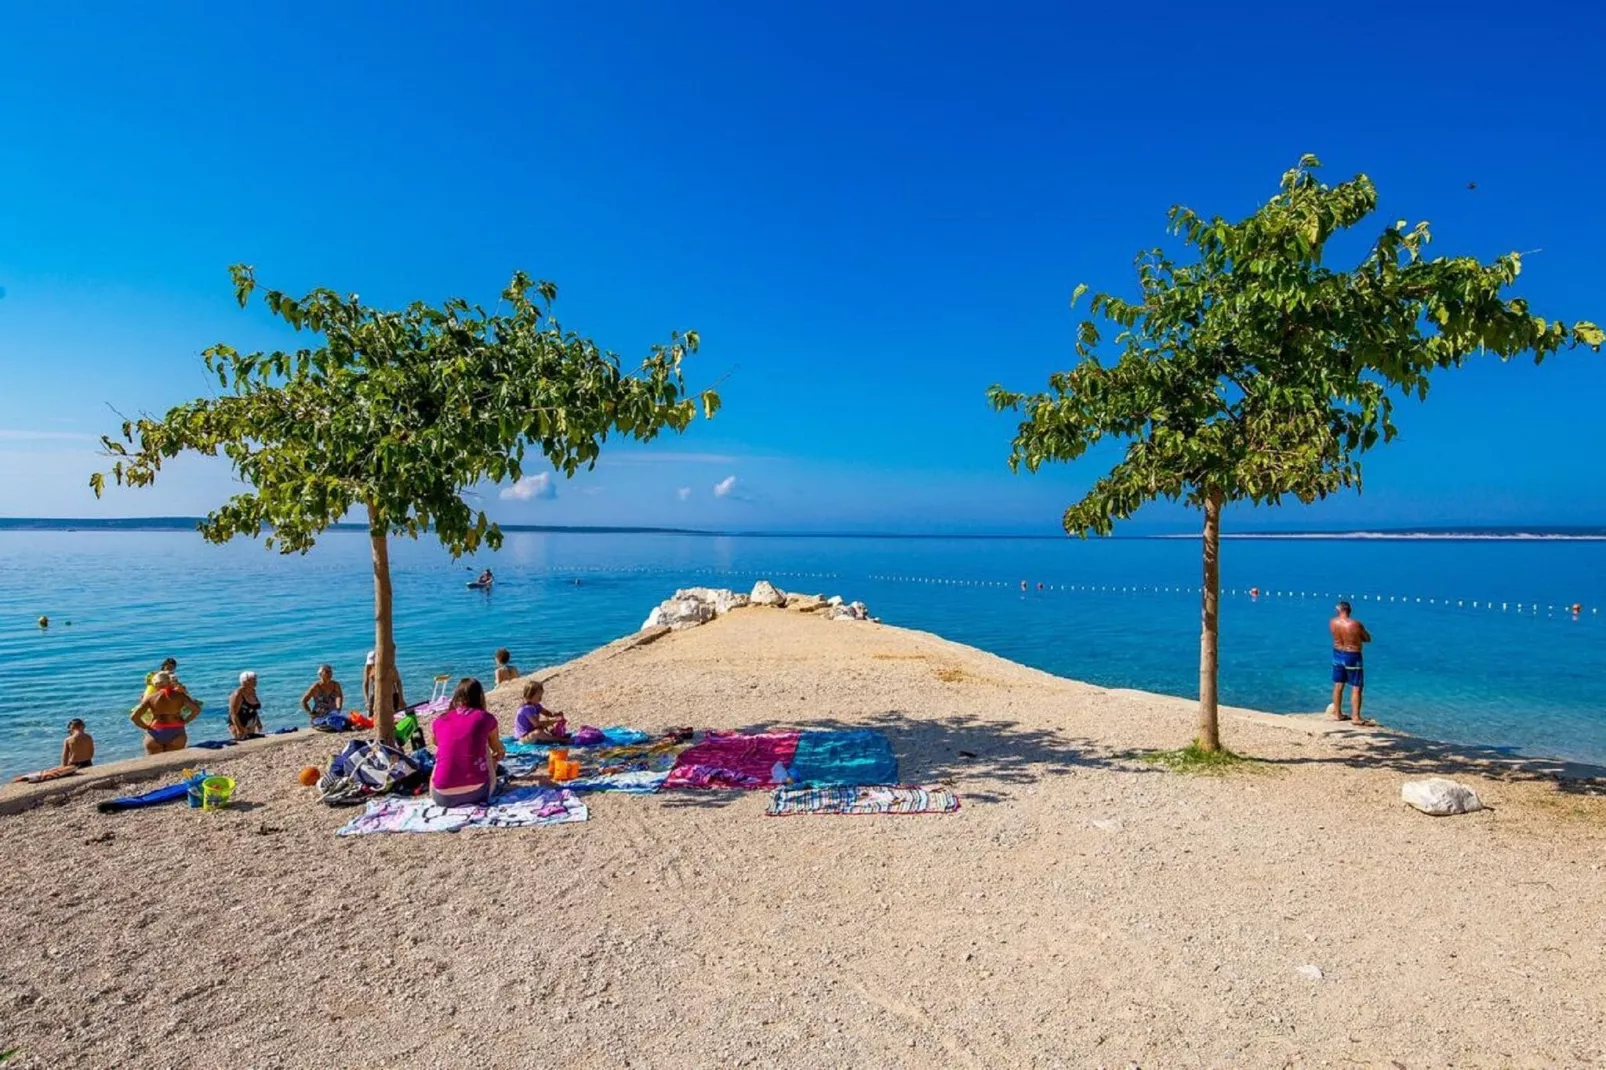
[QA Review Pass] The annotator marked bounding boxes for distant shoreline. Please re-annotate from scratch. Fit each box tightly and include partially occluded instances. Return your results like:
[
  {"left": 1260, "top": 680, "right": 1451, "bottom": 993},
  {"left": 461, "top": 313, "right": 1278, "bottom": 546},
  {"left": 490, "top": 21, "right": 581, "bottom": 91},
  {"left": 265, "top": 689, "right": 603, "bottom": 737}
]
[{"left": 1, "top": 517, "right": 1604, "bottom": 541}]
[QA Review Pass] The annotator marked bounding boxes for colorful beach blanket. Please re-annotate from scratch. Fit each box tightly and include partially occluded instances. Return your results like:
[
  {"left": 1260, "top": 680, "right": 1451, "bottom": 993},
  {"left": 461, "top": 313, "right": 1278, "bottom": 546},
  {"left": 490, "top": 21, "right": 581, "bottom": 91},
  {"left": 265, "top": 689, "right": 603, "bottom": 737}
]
[
  {"left": 503, "top": 738, "right": 690, "bottom": 792},
  {"left": 335, "top": 786, "right": 587, "bottom": 836},
  {"left": 663, "top": 731, "right": 800, "bottom": 790},
  {"left": 788, "top": 729, "right": 899, "bottom": 786},
  {"left": 765, "top": 785, "right": 961, "bottom": 816}
]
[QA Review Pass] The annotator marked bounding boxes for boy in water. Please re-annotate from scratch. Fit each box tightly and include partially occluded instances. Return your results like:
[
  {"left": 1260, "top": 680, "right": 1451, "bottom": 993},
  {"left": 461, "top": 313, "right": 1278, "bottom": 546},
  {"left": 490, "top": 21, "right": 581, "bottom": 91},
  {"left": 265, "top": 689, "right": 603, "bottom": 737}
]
[
  {"left": 1328, "top": 601, "right": 1376, "bottom": 726},
  {"left": 61, "top": 719, "right": 94, "bottom": 768}
]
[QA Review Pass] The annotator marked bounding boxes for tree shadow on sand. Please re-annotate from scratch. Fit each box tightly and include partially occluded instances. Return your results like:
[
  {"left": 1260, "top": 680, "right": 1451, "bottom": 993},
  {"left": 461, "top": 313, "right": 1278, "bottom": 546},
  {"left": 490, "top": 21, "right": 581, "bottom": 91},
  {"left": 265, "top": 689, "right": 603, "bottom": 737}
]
[
  {"left": 653, "top": 708, "right": 1160, "bottom": 811},
  {"left": 1249, "top": 726, "right": 1606, "bottom": 798}
]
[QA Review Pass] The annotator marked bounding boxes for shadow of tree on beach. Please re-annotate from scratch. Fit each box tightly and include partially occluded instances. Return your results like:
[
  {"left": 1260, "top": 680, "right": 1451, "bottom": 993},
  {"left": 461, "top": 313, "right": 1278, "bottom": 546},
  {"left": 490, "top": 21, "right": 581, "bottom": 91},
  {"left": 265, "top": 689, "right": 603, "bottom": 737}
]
[
  {"left": 1250, "top": 727, "right": 1606, "bottom": 798},
  {"left": 654, "top": 709, "right": 1159, "bottom": 811}
]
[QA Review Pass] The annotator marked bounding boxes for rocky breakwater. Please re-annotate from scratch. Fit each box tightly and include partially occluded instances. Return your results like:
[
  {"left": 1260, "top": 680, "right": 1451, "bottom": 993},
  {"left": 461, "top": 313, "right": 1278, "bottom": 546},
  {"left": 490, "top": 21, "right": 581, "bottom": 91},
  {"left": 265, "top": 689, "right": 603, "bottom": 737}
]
[{"left": 641, "top": 579, "right": 873, "bottom": 631}]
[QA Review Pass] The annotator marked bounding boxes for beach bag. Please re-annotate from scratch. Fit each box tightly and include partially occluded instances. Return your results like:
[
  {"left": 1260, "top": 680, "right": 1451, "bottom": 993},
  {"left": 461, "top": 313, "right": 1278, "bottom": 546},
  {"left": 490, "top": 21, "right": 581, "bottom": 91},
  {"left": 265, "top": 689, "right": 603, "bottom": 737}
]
[
  {"left": 348, "top": 742, "right": 422, "bottom": 795},
  {"left": 313, "top": 712, "right": 351, "bottom": 733}
]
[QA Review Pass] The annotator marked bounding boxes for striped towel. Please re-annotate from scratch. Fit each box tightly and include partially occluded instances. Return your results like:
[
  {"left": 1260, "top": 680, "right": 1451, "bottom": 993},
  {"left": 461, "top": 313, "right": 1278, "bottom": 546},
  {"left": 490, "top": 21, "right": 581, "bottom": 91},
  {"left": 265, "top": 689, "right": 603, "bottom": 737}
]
[{"left": 765, "top": 785, "right": 960, "bottom": 816}]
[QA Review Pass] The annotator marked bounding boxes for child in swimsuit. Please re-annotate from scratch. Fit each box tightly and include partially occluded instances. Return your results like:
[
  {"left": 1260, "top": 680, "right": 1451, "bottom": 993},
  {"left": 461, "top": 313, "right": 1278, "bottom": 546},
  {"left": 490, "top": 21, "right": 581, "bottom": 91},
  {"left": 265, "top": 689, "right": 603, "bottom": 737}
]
[
  {"left": 514, "top": 680, "right": 568, "bottom": 743},
  {"left": 494, "top": 648, "right": 520, "bottom": 685},
  {"left": 61, "top": 719, "right": 94, "bottom": 768},
  {"left": 131, "top": 671, "right": 201, "bottom": 754}
]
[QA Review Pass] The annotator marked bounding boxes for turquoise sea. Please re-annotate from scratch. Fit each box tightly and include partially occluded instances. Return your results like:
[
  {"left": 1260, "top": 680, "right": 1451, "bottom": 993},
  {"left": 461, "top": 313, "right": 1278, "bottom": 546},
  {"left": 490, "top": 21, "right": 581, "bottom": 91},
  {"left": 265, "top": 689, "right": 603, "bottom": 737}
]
[{"left": 1, "top": 529, "right": 1603, "bottom": 778}]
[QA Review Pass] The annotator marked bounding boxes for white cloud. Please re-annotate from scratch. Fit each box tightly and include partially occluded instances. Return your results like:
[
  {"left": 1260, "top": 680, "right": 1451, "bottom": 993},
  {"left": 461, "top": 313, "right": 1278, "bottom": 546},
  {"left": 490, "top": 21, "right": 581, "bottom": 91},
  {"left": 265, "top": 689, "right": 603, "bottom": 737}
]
[
  {"left": 713, "top": 475, "right": 737, "bottom": 498},
  {"left": 499, "top": 473, "right": 557, "bottom": 501},
  {"left": 676, "top": 486, "right": 692, "bottom": 501}
]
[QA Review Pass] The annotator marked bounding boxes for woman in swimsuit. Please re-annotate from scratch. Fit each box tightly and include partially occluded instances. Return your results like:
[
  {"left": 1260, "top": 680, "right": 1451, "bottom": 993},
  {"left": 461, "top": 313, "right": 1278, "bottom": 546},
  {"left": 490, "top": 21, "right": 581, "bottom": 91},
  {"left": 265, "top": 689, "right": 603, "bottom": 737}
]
[
  {"left": 229, "top": 671, "right": 265, "bottom": 739},
  {"left": 300, "top": 664, "right": 344, "bottom": 723},
  {"left": 131, "top": 671, "right": 201, "bottom": 754}
]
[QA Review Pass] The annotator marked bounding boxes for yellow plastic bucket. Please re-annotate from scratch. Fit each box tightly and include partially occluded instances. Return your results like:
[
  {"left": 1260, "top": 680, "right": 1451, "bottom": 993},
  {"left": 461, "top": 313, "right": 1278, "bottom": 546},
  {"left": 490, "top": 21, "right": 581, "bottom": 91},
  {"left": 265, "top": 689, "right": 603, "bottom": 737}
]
[{"left": 200, "top": 775, "right": 235, "bottom": 811}]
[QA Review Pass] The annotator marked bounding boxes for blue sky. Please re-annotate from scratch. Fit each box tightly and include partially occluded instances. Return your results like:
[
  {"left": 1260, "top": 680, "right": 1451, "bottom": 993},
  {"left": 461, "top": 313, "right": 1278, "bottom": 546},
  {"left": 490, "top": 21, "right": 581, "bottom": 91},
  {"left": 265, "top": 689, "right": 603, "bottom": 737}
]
[{"left": 1, "top": 1, "right": 1602, "bottom": 533}]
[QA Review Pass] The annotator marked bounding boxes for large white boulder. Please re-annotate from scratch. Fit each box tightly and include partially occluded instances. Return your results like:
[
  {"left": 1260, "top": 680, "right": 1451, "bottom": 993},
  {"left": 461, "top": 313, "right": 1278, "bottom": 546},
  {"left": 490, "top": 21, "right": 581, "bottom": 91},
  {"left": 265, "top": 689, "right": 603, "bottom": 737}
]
[
  {"left": 1401, "top": 778, "right": 1484, "bottom": 816},
  {"left": 659, "top": 597, "right": 716, "bottom": 631},
  {"left": 641, "top": 606, "right": 666, "bottom": 630},
  {"left": 750, "top": 580, "right": 786, "bottom": 607},
  {"left": 673, "top": 587, "right": 748, "bottom": 615}
]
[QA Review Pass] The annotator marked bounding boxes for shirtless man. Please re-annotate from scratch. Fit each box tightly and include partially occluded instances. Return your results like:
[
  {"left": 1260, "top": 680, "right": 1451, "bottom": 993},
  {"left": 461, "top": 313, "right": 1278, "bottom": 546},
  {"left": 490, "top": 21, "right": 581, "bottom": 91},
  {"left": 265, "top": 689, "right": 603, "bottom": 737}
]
[{"left": 1329, "top": 601, "right": 1375, "bottom": 725}]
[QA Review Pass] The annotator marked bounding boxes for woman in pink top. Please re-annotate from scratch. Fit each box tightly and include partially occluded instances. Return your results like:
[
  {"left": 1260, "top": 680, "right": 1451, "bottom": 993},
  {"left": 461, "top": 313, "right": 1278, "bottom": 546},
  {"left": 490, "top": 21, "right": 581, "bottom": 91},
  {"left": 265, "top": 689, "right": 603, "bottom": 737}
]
[{"left": 429, "top": 678, "right": 506, "bottom": 807}]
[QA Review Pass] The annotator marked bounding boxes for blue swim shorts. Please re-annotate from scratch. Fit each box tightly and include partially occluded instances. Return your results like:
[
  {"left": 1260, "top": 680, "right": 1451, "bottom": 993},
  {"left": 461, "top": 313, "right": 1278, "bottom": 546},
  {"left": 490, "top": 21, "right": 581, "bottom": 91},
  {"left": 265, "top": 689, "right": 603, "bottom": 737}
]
[{"left": 1331, "top": 649, "right": 1364, "bottom": 689}]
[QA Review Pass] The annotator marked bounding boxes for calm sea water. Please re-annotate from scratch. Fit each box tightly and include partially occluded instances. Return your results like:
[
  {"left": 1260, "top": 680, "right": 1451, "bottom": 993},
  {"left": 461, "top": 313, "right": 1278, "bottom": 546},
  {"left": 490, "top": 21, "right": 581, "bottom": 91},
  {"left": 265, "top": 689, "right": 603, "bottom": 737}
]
[{"left": 1, "top": 530, "right": 1602, "bottom": 778}]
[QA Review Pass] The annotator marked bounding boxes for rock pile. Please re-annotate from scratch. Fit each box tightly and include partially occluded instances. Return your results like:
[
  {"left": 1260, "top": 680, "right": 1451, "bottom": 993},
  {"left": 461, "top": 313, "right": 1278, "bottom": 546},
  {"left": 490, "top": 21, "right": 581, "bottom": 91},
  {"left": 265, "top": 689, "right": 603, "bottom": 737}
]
[{"left": 641, "top": 580, "right": 871, "bottom": 631}]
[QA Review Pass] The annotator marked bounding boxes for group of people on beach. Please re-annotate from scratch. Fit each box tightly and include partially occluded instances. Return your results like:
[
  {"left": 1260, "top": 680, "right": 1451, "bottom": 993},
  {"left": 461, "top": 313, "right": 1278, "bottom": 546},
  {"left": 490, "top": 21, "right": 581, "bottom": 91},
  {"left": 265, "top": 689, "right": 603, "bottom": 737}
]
[{"left": 95, "top": 647, "right": 537, "bottom": 758}]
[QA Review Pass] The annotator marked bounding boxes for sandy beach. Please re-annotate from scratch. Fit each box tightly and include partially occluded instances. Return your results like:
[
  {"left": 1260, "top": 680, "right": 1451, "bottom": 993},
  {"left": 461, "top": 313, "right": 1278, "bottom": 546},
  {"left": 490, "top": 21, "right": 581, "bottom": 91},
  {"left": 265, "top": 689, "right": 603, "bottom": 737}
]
[{"left": 2, "top": 608, "right": 1604, "bottom": 1068}]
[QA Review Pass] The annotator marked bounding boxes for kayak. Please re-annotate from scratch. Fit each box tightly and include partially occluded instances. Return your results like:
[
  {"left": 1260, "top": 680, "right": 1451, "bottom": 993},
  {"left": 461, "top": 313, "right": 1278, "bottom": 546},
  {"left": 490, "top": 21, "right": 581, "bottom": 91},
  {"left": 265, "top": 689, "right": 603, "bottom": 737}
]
[{"left": 466, "top": 580, "right": 492, "bottom": 589}]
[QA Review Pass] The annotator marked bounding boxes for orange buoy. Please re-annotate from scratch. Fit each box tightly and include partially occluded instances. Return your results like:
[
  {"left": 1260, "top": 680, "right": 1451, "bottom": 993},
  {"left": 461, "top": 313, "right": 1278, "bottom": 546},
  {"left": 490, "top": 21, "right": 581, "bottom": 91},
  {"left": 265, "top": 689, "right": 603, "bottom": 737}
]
[{"left": 297, "top": 765, "right": 321, "bottom": 787}]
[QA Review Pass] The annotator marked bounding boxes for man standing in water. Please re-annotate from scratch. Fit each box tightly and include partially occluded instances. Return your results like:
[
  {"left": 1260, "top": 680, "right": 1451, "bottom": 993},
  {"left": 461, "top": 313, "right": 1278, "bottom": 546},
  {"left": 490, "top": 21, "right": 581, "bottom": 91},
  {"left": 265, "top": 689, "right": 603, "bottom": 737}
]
[{"left": 1329, "top": 601, "right": 1375, "bottom": 725}]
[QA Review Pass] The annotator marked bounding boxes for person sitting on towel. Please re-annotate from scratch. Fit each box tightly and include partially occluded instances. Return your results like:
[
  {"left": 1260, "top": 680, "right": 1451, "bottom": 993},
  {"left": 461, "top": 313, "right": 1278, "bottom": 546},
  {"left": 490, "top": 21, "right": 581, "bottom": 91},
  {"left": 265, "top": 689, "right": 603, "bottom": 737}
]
[
  {"left": 429, "top": 677, "right": 505, "bottom": 807},
  {"left": 61, "top": 719, "right": 94, "bottom": 768},
  {"left": 514, "top": 680, "right": 568, "bottom": 743}
]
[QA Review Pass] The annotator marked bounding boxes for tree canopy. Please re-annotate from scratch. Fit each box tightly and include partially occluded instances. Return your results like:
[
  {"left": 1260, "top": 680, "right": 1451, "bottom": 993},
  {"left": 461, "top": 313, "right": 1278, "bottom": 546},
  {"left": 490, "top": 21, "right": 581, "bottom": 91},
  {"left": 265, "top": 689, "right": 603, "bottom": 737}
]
[
  {"left": 988, "top": 155, "right": 1602, "bottom": 535},
  {"left": 93, "top": 265, "right": 717, "bottom": 553}
]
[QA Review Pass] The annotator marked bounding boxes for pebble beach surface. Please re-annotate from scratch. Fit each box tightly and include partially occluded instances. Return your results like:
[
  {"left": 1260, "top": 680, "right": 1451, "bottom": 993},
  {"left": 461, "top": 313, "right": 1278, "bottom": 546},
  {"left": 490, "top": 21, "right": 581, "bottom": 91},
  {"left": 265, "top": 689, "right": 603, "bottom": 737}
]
[{"left": 2, "top": 609, "right": 1603, "bottom": 1067}]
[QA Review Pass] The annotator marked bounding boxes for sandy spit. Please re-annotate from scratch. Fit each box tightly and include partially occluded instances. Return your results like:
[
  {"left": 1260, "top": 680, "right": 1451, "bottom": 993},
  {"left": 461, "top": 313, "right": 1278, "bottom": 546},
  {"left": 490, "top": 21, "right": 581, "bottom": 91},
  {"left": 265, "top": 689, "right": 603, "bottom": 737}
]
[{"left": 1, "top": 609, "right": 1603, "bottom": 1069}]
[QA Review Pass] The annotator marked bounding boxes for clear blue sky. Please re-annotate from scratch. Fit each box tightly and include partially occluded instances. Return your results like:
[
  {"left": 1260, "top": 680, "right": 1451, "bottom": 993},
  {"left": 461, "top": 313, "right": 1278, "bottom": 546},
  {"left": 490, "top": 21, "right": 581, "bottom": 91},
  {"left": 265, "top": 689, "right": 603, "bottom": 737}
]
[{"left": 2, "top": 1, "right": 1601, "bottom": 533}]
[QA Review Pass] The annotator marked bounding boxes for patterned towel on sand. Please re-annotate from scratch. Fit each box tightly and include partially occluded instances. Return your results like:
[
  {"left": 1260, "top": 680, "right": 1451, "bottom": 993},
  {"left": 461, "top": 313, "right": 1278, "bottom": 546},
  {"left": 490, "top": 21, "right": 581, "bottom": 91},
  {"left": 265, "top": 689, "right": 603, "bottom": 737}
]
[
  {"left": 335, "top": 786, "right": 587, "bottom": 835},
  {"left": 663, "top": 731, "right": 800, "bottom": 790},
  {"left": 765, "top": 785, "right": 960, "bottom": 816}
]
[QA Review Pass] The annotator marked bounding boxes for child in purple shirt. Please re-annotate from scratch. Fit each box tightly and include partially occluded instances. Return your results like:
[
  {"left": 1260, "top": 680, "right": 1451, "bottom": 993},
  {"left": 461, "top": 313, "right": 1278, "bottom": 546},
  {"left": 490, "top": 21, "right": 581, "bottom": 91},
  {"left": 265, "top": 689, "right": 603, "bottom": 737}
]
[{"left": 514, "top": 680, "right": 569, "bottom": 743}]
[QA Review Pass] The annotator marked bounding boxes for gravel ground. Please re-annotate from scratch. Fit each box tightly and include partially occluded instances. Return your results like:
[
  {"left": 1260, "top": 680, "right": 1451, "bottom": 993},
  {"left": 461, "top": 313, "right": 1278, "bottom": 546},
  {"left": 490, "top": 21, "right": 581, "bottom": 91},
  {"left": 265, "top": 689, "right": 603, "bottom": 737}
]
[{"left": 2, "top": 609, "right": 1603, "bottom": 1068}]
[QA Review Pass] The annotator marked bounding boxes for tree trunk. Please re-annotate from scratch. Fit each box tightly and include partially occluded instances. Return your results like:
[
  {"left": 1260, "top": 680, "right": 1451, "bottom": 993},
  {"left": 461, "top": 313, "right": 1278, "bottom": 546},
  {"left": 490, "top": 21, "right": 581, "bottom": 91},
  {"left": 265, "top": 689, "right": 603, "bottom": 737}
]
[
  {"left": 367, "top": 503, "right": 398, "bottom": 746},
  {"left": 1197, "top": 491, "right": 1223, "bottom": 752}
]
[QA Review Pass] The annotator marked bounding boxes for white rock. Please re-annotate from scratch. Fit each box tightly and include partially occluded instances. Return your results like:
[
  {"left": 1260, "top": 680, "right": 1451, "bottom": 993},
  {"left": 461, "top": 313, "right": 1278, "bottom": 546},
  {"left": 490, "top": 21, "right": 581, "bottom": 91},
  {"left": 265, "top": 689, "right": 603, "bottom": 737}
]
[
  {"left": 1401, "top": 778, "right": 1484, "bottom": 816},
  {"left": 784, "top": 593, "right": 826, "bottom": 612},
  {"left": 749, "top": 580, "right": 786, "bottom": 607},
  {"left": 641, "top": 607, "right": 665, "bottom": 630},
  {"left": 827, "top": 595, "right": 844, "bottom": 607},
  {"left": 1296, "top": 964, "right": 1324, "bottom": 981},
  {"left": 659, "top": 597, "right": 716, "bottom": 631}
]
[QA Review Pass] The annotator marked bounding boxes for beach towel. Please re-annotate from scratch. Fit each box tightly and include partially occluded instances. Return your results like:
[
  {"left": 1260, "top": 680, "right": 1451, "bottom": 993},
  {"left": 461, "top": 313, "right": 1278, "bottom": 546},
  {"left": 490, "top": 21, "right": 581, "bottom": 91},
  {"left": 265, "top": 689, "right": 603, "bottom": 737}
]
[
  {"left": 787, "top": 729, "right": 899, "bottom": 786},
  {"left": 502, "top": 738, "right": 690, "bottom": 792},
  {"left": 765, "top": 785, "right": 961, "bottom": 816},
  {"left": 663, "top": 731, "right": 800, "bottom": 790},
  {"left": 335, "top": 786, "right": 587, "bottom": 836},
  {"left": 12, "top": 765, "right": 79, "bottom": 784},
  {"left": 502, "top": 726, "right": 653, "bottom": 758}
]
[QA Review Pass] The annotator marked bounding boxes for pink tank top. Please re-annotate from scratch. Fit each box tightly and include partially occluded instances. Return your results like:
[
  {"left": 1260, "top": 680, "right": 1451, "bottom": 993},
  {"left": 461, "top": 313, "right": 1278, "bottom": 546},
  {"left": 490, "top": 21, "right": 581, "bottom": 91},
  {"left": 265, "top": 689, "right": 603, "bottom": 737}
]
[{"left": 430, "top": 707, "right": 498, "bottom": 791}]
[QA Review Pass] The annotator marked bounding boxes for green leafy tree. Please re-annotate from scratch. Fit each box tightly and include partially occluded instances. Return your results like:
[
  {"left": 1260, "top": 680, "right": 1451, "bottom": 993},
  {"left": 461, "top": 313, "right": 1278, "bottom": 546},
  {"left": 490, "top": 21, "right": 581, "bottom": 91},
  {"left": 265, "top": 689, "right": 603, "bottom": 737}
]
[
  {"left": 94, "top": 266, "right": 717, "bottom": 743},
  {"left": 989, "top": 156, "right": 1600, "bottom": 751}
]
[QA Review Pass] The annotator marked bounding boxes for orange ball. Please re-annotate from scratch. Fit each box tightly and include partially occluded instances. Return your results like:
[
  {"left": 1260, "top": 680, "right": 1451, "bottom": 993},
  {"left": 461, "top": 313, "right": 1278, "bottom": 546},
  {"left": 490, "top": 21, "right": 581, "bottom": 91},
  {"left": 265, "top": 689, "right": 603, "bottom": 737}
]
[{"left": 297, "top": 765, "right": 321, "bottom": 787}]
